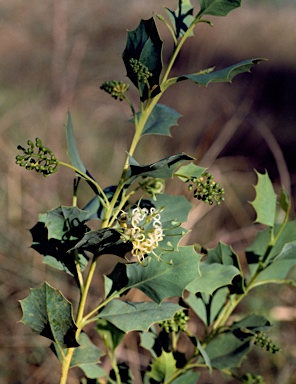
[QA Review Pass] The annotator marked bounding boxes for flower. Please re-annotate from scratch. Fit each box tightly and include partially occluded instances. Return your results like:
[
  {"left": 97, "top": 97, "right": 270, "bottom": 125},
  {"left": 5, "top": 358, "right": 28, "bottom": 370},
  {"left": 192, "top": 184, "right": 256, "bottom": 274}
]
[{"left": 120, "top": 206, "right": 164, "bottom": 265}]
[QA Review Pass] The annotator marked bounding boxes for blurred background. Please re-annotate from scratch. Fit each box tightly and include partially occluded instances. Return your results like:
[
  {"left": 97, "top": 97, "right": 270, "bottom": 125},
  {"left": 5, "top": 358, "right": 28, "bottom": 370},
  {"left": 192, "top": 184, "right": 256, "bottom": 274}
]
[{"left": 1, "top": 0, "right": 296, "bottom": 383}]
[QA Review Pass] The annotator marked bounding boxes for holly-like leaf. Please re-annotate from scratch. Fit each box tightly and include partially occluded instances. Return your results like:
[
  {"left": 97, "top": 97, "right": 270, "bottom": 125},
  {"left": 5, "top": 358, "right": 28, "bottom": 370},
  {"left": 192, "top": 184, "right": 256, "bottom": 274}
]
[
  {"left": 165, "top": 0, "right": 195, "bottom": 39},
  {"left": 140, "top": 331, "right": 157, "bottom": 358},
  {"left": 66, "top": 112, "right": 86, "bottom": 174},
  {"left": 198, "top": 0, "right": 241, "bottom": 17},
  {"left": 139, "top": 103, "right": 182, "bottom": 137},
  {"left": 153, "top": 193, "right": 193, "bottom": 224},
  {"left": 250, "top": 170, "right": 277, "bottom": 228},
  {"left": 279, "top": 188, "right": 290, "bottom": 214},
  {"left": 127, "top": 246, "right": 202, "bottom": 303},
  {"left": 70, "top": 228, "right": 132, "bottom": 258},
  {"left": 176, "top": 162, "right": 206, "bottom": 181},
  {"left": 205, "top": 242, "right": 244, "bottom": 294},
  {"left": 30, "top": 212, "right": 89, "bottom": 276},
  {"left": 19, "top": 282, "right": 79, "bottom": 349},
  {"left": 46, "top": 206, "right": 90, "bottom": 240},
  {"left": 122, "top": 18, "right": 163, "bottom": 101},
  {"left": 79, "top": 364, "right": 108, "bottom": 380},
  {"left": 175, "top": 59, "right": 265, "bottom": 86},
  {"left": 170, "top": 371, "right": 201, "bottom": 384},
  {"left": 127, "top": 153, "right": 194, "bottom": 180},
  {"left": 71, "top": 333, "right": 104, "bottom": 366},
  {"left": 145, "top": 350, "right": 177, "bottom": 383},
  {"left": 251, "top": 240, "right": 296, "bottom": 288},
  {"left": 186, "top": 262, "right": 240, "bottom": 295},
  {"left": 203, "top": 314, "right": 271, "bottom": 370},
  {"left": 96, "top": 319, "right": 125, "bottom": 350},
  {"left": 66, "top": 112, "right": 99, "bottom": 194},
  {"left": 246, "top": 221, "right": 296, "bottom": 269},
  {"left": 97, "top": 300, "right": 183, "bottom": 333},
  {"left": 186, "top": 287, "right": 228, "bottom": 325}
]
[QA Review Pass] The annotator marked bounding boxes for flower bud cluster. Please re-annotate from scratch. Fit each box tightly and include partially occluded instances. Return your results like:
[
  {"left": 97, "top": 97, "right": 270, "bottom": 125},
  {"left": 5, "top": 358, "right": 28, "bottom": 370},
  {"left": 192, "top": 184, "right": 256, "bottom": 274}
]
[
  {"left": 240, "top": 373, "right": 265, "bottom": 384},
  {"left": 254, "top": 331, "right": 280, "bottom": 354},
  {"left": 159, "top": 310, "right": 189, "bottom": 333},
  {"left": 119, "top": 206, "right": 164, "bottom": 265},
  {"left": 16, "top": 138, "right": 58, "bottom": 177},
  {"left": 100, "top": 80, "right": 129, "bottom": 100},
  {"left": 187, "top": 172, "right": 224, "bottom": 205},
  {"left": 129, "top": 58, "right": 152, "bottom": 84},
  {"left": 139, "top": 177, "right": 165, "bottom": 201}
]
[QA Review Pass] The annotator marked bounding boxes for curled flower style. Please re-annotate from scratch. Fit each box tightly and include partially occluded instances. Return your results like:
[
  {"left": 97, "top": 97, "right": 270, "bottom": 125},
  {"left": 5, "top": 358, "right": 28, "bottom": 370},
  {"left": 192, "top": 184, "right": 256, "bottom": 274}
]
[{"left": 120, "top": 206, "right": 164, "bottom": 265}]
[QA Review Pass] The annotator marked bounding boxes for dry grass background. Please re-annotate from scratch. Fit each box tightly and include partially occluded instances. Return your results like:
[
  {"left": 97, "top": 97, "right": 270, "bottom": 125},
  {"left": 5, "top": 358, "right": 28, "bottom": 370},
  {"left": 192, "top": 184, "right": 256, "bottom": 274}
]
[{"left": 1, "top": 0, "right": 296, "bottom": 383}]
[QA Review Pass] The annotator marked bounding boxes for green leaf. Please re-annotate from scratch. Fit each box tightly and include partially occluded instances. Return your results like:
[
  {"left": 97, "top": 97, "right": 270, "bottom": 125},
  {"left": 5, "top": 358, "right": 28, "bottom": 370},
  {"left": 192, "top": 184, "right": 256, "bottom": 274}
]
[
  {"left": 154, "top": 193, "right": 193, "bottom": 223},
  {"left": 122, "top": 18, "right": 163, "bottom": 101},
  {"left": 79, "top": 364, "right": 108, "bottom": 380},
  {"left": 176, "top": 162, "right": 206, "bottom": 181},
  {"left": 204, "top": 314, "right": 272, "bottom": 370},
  {"left": 186, "top": 262, "right": 240, "bottom": 295},
  {"left": 66, "top": 112, "right": 86, "bottom": 174},
  {"left": 176, "top": 59, "right": 265, "bottom": 86},
  {"left": 170, "top": 371, "right": 201, "bottom": 384},
  {"left": 70, "top": 333, "right": 104, "bottom": 366},
  {"left": 51, "top": 333, "right": 105, "bottom": 378},
  {"left": 198, "top": 0, "right": 241, "bottom": 17},
  {"left": 66, "top": 112, "right": 99, "bottom": 195},
  {"left": 69, "top": 228, "right": 132, "bottom": 258},
  {"left": 251, "top": 240, "right": 296, "bottom": 287},
  {"left": 246, "top": 221, "right": 296, "bottom": 267},
  {"left": 46, "top": 206, "right": 90, "bottom": 240},
  {"left": 30, "top": 209, "right": 89, "bottom": 276},
  {"left": 98, "top": 300, "right": 183, "bottom": 333},
  {"left": 145, "top": 350, "right": 177, "bottom": 383},
  {"left": 165, "top": 0, "right": 195, "bottom": 39},
  {"left": 127, "top": 246, "right": 202, "bottom": 303},
  {"left": 128, "top": 153, "right": 194, "bottom": 180},
  {"left": 139, "top": 104, "right": 182, "bottom": 137},
  {"left": 96, "top": 319, "right": 125, "bottom": 350},
  {"left": 19, "top": 282, "right": 79, "bottom": 349},
  {"left": 186, "top": 288, "right": 228, "bottom": 325},
  {"left": 279, "top": 188, "right": 290, "bottom": 213},
  {"left": 250, "top": 170, "right": 277, "bottom": 227},
  {"left": 205, "top": 242, "right": 244, "bottom": 294},
  {"left": 140, "top": 331, "right": 157, "bottom": 358},
  {"left": 204, "top": 332, "right": 251, "bottom": 370}
]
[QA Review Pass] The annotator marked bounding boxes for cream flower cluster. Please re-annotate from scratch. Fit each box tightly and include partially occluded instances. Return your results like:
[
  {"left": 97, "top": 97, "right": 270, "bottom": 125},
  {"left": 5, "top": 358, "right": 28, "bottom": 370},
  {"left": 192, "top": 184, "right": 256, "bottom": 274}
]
[{"left": 122, "top": 206, "right": 164, "bottom": 264}]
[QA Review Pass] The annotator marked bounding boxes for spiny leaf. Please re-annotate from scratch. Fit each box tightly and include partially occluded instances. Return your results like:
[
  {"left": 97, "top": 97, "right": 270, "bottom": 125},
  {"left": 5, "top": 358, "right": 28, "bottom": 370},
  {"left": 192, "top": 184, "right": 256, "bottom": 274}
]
[
  {"left": 176, "top": 162, "right": 206, "bottom": 181},
  {"left": 186, "top": 262, "right": 240, "bottom": 295},
  {"left": 165, "top": 0, "right": 195, "bottom": 39},
  {"left": 19, "top": 282, "right": 79, "bottom": 349},
  {"left": 30, "top": 211, "right": 89, "bottom": 276},
  {"left": 246, "top": 221, "right": 296, "bottom": 267},
  {"left": 145, "top": 350, "right": 177, "bottom": 383},
  {"left": 204, "top": 315, "right": 272, "bottom": 370},
  {"left": 69, "top": 228, "right": 132, "bottom": 258},
  {"left": 46, "top": 206, "right": 90, "bottom": 240},
  {"left": 175, "top": 59, "right": 265, "bottom": 86},
  {"left": 198, "top": 0, "right": 241, "bottom": 17},
  {"left": 127, "top": 246, "right": 202, "bottom": 303},
  {"left": 122, "top": 18, "right": 163, "bottom": 101},
  {"left": 250, "top": 170, "right": 277, "bottom": 227},
  {"left": 96, "top": 319, "right": 125, "bottom": 350},
  {"left": 98, "top": 300, "right": 183, "bottom": 333},
  {"left": 251, "top": 240, "right": 296, "bottom": 288},
  {"left": 205, "top": 242, "right": 244, "bottom": 294},
  {"left": 139, "top": 103, "right": 182, "bottom": 137},
  {"left": 66, "top": 112, "right": 98, "bottom": 194},
  {"left": 153, "top": 193, "right": 193, "bottom": 224},
  {"left": 127, "top": 153, "right": 194, "bottom": 180},
  {"left": 66, "top": 112, "right": 86, "bottom": 174}
]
